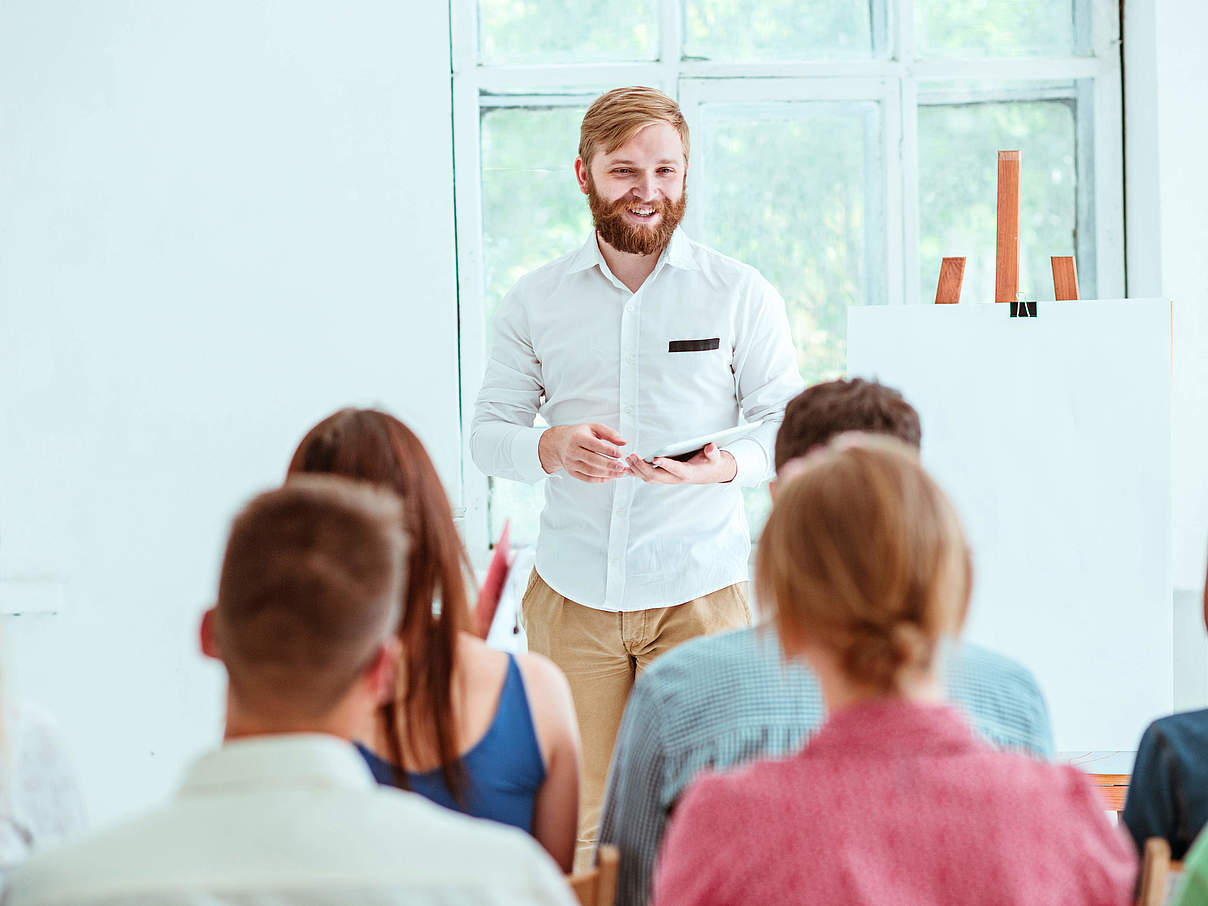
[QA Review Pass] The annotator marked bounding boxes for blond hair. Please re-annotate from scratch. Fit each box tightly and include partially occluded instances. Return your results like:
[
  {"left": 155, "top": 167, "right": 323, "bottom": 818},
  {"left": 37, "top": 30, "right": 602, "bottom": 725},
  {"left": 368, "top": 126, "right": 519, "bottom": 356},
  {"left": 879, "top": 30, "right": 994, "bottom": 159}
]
[
  {"left": 578, "top": 86, "right": 690, "bottom": 172},
  {"left": 756, "top": 434, "right": 971, "bottom": 692}
]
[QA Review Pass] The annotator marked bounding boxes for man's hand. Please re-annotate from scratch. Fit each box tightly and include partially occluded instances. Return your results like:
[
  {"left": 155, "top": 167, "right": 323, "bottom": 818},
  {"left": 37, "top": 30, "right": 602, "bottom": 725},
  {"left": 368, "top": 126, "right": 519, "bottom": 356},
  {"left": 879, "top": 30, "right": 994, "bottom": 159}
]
[
  {"left": 626, "top": 443, "right": 737, "bottom": 485},
  {"left": 539, "top": 423, "right": 630, "bottom": 483}
]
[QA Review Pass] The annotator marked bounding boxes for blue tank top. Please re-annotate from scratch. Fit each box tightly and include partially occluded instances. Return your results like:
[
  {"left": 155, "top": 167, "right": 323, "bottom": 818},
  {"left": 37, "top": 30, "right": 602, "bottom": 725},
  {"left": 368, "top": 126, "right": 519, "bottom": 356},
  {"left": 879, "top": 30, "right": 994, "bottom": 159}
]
[{"left": 357, "top": 653, "right": 546, "bottom": 833}]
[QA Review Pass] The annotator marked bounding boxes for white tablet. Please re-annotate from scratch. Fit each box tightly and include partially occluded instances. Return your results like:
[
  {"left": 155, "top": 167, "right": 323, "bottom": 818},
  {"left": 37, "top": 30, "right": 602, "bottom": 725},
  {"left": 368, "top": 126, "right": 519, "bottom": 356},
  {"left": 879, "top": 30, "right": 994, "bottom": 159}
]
[{"left": 644, "top": 419, "right": 768, "bottom": 462}]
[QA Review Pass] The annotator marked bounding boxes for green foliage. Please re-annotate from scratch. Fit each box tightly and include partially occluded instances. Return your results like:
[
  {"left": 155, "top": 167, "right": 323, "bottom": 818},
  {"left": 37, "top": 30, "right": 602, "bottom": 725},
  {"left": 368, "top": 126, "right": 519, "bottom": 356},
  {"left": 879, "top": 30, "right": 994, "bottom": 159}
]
[
  {"left": 481, "top": 107, "right": 592, "bottom": 331},
  {"left": 684, "top": 0, "right": 872, "bottom": 60},
  {"left": 479, "top": 0, "right": 656, "bottom": 63},
  {"left": 916, "top": 0, "right": 1076, "bottom": 58},
  {"left": 476, "top": 0, "right": 1076, "bottom": 64},
  {"left": 699, "top": 104, "right": 880, "bottom": 386}
]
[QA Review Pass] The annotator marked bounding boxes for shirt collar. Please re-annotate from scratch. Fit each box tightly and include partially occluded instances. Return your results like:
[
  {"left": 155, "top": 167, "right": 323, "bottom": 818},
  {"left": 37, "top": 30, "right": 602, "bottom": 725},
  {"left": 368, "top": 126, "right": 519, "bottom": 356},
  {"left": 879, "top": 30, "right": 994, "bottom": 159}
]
[
  {"left": 566, "top": 231, "right": 606, "bottom": 274},
  {"left": 662, "top": 227, "right": 699, "bottom": 271},
  {"left": 566, "top": 227, "right": 700, "bottom": 277},
  {"left": 177, "top": 733, "right": 376, "bottom": 798}
]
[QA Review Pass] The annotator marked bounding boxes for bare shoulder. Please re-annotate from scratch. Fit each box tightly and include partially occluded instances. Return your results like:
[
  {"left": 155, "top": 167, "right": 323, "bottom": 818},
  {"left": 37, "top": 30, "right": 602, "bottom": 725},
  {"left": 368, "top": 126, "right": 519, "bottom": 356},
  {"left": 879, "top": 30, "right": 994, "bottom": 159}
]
[
  {"left": 513, "top": 652, "right": 577, "bottom": 761},
  {"left": 455, "top": 632, "right": 510, "bottom": 679}
]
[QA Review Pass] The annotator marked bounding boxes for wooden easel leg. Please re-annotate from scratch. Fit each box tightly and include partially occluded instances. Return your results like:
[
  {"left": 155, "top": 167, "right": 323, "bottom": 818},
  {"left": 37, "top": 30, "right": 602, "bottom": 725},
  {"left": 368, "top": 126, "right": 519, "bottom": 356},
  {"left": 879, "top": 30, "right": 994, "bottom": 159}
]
[
  {"left": 1051, "top": 256, "right": 1080, "bottom": 300},
  {"left": 995, "top": 150, "right": 1021, "bottom": 303},
  {"left": 934, "top": 257, "right": 966, "bottom": 304}
]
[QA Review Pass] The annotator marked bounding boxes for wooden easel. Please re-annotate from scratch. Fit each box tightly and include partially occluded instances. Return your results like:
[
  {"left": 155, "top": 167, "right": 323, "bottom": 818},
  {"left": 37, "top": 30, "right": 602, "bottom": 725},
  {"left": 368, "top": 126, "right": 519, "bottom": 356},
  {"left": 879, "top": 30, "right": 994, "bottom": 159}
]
[{"left": 933, "top": 150, "right": 1081, "bottom": 304}]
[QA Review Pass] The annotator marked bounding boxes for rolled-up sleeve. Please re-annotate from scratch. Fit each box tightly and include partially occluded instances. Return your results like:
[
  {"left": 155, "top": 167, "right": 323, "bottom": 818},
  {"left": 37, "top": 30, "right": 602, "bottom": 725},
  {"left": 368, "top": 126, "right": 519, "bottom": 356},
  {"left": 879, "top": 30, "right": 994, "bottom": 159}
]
[
  {"left": 722, "top": 278, "right": 803, "bottom": 487},
  {"left": 471, "top": 287, "right": 550, "bottom": 484}
]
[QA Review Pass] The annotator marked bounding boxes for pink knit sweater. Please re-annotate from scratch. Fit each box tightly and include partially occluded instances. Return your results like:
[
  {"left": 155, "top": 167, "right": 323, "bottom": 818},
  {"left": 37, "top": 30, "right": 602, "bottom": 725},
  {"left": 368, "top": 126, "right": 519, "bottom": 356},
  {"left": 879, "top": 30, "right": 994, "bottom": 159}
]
[{"left": 653, "top": 699, "right": 1136, "bottom": 906}]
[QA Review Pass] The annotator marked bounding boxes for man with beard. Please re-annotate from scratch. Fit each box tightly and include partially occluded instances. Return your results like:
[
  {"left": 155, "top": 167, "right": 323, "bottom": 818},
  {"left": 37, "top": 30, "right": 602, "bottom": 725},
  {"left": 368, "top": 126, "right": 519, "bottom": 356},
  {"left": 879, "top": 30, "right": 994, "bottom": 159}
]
[{"left": 471, "top": 86, "right": 802, "bottom": 870}]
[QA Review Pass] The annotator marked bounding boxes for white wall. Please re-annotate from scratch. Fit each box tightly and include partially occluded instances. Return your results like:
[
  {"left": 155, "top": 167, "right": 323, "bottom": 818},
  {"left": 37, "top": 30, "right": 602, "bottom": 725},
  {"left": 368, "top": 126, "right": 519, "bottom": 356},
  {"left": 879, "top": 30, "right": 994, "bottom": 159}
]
[
  {"left": 1124, "top": 0, "right": 1208, "bottom": 702},
  {"left": 0, "top": 2, "right": 458, "bottom": 825}
]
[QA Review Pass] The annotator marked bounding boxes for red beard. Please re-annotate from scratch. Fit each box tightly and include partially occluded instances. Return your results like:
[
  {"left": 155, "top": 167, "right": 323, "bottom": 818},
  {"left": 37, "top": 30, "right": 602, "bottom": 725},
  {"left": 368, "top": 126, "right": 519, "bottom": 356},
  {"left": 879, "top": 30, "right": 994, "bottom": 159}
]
[{"left": 587, "top": 180, "right": 687, "bottom": 256}]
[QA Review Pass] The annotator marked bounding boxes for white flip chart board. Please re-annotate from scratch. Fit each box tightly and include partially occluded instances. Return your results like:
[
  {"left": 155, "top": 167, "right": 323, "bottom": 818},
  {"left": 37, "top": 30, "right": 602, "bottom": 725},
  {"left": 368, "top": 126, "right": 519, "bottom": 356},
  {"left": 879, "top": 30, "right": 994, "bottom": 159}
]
[{"left": 847, "top": 300, "right": 1172, "bottom": 752}]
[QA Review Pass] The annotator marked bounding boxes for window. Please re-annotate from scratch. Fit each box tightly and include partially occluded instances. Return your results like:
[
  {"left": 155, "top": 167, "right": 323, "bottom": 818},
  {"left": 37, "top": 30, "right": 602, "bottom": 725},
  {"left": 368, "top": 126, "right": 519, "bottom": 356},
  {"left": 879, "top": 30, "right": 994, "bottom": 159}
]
[{"left": 453, "top": 0, "right": 1124, "bottom": 553}]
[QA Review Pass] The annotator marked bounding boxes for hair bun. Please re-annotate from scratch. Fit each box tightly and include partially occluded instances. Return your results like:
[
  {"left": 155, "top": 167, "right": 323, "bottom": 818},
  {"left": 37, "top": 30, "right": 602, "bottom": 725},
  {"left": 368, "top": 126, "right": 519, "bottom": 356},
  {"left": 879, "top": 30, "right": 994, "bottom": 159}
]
[{"left": 842, "top": 620, "right": 934, "bottom": 691}]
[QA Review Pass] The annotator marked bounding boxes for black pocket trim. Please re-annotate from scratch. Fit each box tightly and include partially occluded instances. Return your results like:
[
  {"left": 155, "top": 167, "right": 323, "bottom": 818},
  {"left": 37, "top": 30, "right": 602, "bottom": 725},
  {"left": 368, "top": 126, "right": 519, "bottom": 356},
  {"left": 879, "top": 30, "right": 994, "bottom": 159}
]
[{"left": 668, "top": 338, "right": 720, "bottom": 353}]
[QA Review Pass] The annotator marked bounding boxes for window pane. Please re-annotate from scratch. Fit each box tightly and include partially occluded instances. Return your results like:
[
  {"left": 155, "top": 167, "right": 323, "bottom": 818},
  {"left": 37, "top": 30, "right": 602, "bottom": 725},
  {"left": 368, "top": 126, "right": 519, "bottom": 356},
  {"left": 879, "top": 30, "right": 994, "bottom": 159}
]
[
  {"left": 481, "top": 106, "right": 590, "bottom": 334},
  {"left": 698, "top": 102, "right": 885, "bottom": 385},
  {"left": 915, "top": 0, "right": 1078, "bottom": 59},
  {"left": 697, "top": 100, "right": 885, "bottom": 539},
  {"left": 684, "top": 0, "right": 875, "bottom": 61},
  {"left": 479, "top": 0, "right": 657, "bottom": 64},
  {"left": 917, "top": 98, "right": 1077, "bottom": 306},
  {"left": 480, "top": 106, "right": 591, "bottom": 546}
]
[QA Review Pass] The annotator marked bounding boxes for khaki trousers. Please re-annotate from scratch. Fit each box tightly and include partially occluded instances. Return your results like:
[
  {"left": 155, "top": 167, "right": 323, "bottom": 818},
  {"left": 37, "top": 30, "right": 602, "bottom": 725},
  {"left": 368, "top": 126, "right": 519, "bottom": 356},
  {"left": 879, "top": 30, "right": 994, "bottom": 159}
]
[{"left": 521, "top": 570, "right": 750, "bottom": 872}]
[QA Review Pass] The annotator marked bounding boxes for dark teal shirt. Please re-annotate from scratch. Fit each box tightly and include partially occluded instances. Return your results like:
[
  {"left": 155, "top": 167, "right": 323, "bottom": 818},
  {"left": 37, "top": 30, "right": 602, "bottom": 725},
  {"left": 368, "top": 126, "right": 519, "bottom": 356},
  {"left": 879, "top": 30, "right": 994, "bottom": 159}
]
[{"left": 1124, "top": 708, "right": 1208, "bottom": 860}]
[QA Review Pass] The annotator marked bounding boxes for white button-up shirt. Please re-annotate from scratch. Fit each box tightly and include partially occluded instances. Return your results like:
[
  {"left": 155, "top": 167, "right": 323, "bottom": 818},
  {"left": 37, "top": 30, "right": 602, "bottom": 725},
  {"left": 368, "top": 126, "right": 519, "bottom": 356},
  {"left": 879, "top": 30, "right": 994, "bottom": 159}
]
[
  {"left": 6, "top": 734, "right": 576, "bottom": 906},
  {"left": 472, "top": 229, "right": 802, "bottom": 611}
]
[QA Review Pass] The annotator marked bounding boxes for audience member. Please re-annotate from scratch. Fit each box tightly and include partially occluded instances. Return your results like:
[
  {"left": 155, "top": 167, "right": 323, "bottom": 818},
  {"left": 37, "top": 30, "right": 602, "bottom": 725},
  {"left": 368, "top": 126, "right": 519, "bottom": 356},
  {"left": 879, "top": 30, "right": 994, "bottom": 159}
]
[
  {"left": 1123, "top": 552, "right": 1208, "bottom": 860},
  {"left": 652, "top": 436, "right": 1135, "bottom": 905},
  {"left": 5, "top": 478, "right": 575, "bottom": 905},
  {"left": 0, "top": 699, "right": 86, "bottom": 887},
  {"left": 598, "top": 378, "right": 1055, "bottom": 905},
  {"left": 288, "top": 409, "right": 580, "bottom": 871}
]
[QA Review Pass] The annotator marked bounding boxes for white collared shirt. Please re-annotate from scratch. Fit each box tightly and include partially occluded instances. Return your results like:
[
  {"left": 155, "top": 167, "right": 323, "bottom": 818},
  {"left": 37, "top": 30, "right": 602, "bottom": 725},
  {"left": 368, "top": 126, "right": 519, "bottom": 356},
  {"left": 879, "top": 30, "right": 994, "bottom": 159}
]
[
  {"left": 6, "top": 734, "right": 576, "bottom": 906},
  {"left": 472, "top": 229, "right": 802, "bottom": 611}
]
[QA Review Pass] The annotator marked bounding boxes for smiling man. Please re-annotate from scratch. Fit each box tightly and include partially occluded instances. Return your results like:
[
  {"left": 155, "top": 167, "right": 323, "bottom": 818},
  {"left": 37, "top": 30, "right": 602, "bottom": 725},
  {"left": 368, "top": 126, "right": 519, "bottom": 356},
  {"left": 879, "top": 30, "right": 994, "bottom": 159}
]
[{"left": 471, "top": 86, "right": 802, "bottom": 869}]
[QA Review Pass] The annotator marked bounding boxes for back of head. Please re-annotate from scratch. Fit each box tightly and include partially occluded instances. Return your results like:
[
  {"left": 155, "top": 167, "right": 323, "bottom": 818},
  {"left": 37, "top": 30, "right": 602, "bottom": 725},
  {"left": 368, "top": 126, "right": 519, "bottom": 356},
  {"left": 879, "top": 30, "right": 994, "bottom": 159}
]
[
  {"left": 214, "top": 475, "right": 406, "bottom": 720},
  {"left": 286, "top": 408, "right": 469, "bottom": 788},
  {"left": 774, "top": 378, "right": 921, "bottom": 473},
  {"left": 579, "top": 86, "right": 690, "bottom": 171},
  {"left": 757, "top": 435, "right": 970, "bottom": 692},
  {"left": 287, "top": 408, "right": 470, "bottom": 638}
]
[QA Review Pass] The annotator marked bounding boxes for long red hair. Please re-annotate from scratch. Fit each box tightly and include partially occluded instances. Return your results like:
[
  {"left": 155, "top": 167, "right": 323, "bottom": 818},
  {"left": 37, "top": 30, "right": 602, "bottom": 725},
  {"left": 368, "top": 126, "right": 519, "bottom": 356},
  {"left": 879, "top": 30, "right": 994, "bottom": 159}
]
[{"left": 287, "top": 408, "right": 469, "bottom": 799}]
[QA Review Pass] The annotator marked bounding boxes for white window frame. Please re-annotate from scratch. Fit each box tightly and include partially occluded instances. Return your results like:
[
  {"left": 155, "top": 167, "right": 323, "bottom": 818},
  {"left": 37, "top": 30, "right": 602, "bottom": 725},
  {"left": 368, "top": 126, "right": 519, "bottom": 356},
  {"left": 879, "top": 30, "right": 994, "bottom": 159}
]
[{"left": 451, "top": 0, "right": 1124, "bottom": 555}]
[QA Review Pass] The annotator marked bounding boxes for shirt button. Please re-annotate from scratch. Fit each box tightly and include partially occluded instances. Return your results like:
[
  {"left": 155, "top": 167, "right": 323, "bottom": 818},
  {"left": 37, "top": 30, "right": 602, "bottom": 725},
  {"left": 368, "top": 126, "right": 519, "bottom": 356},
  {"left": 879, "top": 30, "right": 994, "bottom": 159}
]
[
  {"left": 623, "top": 405, "right": 634, "bottom": 415},
  {"left": 625, "top": 354, "right": 636, "bottom": 365}
]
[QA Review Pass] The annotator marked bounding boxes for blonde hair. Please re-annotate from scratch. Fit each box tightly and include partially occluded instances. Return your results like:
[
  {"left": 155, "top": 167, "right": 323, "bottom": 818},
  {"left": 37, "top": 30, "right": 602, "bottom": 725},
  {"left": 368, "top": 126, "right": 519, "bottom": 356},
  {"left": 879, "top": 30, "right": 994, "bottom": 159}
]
[
  {"left": 578, "top": 86, "right": 690, "bottom": 172},
  {"left": 756, "top": 434, "right": 972, "bottom": 692}
]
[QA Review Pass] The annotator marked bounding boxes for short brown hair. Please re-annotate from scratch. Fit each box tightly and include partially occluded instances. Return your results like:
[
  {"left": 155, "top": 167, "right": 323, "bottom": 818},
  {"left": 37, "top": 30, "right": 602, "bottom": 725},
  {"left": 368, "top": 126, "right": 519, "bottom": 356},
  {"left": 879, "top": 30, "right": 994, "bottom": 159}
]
[
  {"left": 579, "top": 86, "right": 690, "bottom": 172},
  {"left": 774, "top": 378, "right": 922, "bottom": 473},
  {"left": 214, "top": 475, "right": 406, "bottom": 718},
  {"left": 757, "top": 435, "right": 970, "bottom": 692}
]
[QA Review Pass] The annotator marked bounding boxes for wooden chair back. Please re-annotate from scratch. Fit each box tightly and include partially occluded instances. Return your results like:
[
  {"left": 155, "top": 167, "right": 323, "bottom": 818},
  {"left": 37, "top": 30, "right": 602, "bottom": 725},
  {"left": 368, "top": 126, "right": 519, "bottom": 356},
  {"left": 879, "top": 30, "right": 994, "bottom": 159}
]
[
  {"left": 568, "top": 844, "right": 619, "bottom": 906},
  {"left": 1137, "top": 837, "right": 1185, "bottom": 906},
  {"left": 1091, "top": 773, "right": 1129, "bottom": 822}
]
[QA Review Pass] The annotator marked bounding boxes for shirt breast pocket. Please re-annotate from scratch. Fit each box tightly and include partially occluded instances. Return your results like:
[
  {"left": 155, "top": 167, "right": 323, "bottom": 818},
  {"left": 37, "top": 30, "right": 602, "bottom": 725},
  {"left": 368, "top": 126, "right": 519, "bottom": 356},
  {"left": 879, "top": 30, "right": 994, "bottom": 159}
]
[{"left": 663, "top": 336, "right": 734, "bottom": 395}]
